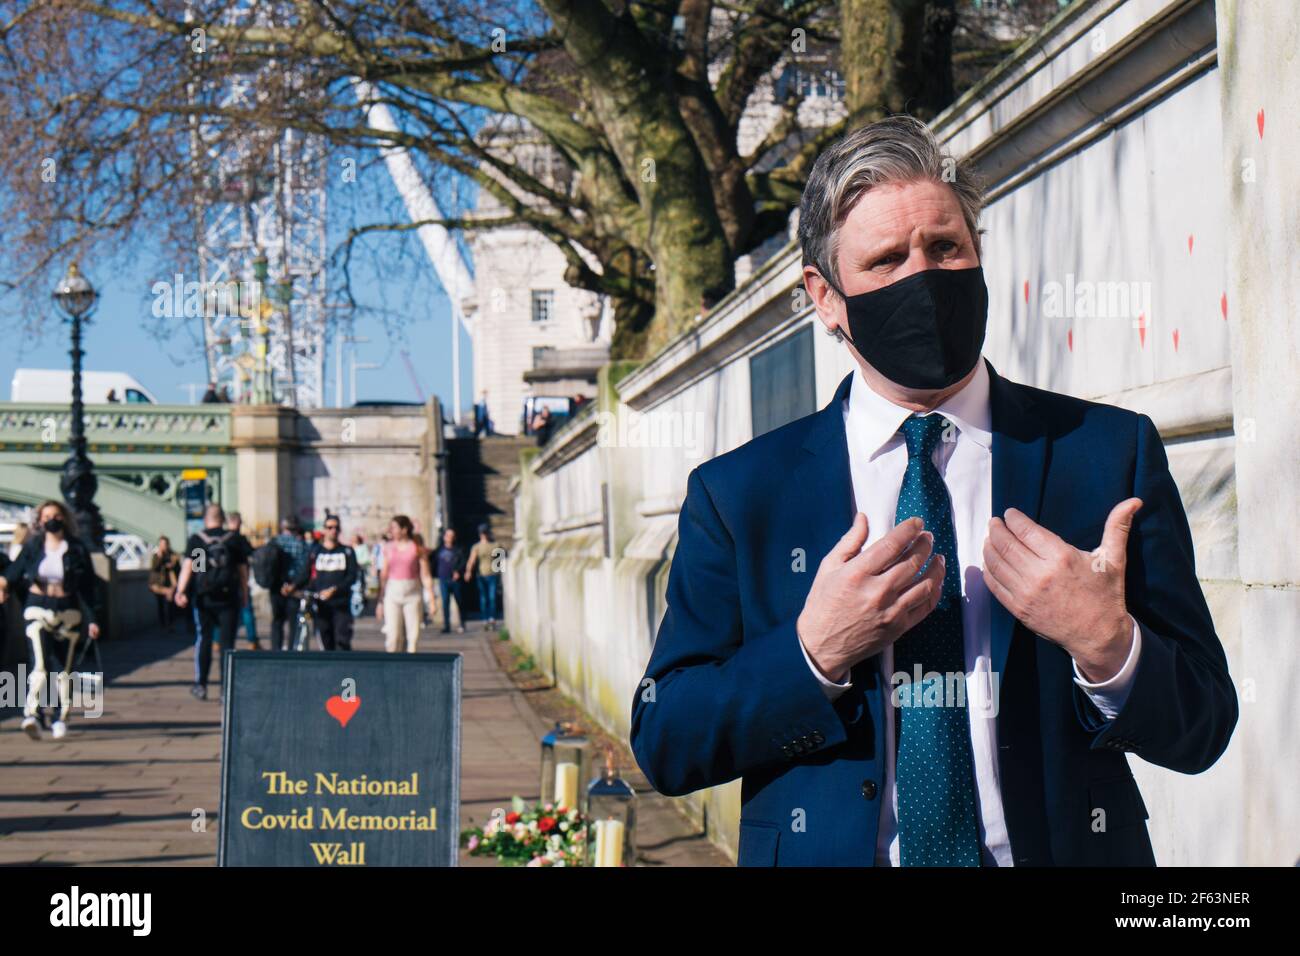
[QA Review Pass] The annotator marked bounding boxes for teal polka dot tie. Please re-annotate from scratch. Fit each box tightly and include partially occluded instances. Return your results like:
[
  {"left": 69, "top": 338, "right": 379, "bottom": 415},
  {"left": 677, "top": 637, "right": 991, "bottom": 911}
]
[{"left": 892, "top": 413, "right": 983, "bottom": 867}]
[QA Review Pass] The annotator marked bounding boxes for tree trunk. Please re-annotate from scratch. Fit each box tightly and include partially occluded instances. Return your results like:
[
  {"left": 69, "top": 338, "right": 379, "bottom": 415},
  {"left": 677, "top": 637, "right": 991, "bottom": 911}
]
[{"left": 840, "top": 0, "right": 955, "bottom": 123}]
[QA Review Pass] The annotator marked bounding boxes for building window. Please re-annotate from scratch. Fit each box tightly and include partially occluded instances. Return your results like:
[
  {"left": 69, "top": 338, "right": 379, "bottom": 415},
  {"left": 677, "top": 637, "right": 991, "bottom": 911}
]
[
  {"left": 749, "top": 325, "right": 815, "bottom": 438},
  {"left": 531, "top": 289, "right": 555, "bottom": 324}
]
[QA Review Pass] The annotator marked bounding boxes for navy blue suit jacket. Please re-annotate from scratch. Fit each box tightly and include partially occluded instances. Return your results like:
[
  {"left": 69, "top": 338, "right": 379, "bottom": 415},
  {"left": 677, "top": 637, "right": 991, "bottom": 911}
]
[{"left": 630, "top": 359, "right": 1237, "bottom": 866}]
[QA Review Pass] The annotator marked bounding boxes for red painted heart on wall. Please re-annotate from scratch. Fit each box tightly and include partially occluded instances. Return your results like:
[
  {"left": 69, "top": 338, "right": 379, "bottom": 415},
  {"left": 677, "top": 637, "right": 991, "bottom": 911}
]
[
  {"left": 1187, "top": 234, "right": 1194, "bottom": 254},
  {"left": 1067, "top": 329, "right": 1073, "bottom": 352},
  {"left": 1257, "top": 108, "right": 1265, "bottom": 139},
  {"left": 1172, "top": 329, "right": 1180, "bottom": 351},
  {"left": 1221, "top": 293, "right": 1228, "bottom": 320}
]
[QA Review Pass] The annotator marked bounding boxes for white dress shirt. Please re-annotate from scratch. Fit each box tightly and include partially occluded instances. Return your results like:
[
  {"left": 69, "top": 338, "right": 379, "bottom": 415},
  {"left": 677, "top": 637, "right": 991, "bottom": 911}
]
[{"left": 797, "top": 358, "right": 1141, "bottom": 866}]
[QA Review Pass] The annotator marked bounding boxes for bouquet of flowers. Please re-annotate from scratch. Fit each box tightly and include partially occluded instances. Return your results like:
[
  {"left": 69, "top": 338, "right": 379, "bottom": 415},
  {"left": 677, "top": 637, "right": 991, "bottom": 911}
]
[{"left": 461, "top": 796, "right": 588, "bottom": 866}]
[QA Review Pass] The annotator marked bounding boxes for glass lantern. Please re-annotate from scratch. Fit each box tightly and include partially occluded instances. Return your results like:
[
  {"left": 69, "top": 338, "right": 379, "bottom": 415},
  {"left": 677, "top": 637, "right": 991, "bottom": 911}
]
[
  {"left": 539, "top": 722, "right": 590, "bottom": 813},
  {"left": 585, "top": 752, "right": 636, "bottom": 867}
]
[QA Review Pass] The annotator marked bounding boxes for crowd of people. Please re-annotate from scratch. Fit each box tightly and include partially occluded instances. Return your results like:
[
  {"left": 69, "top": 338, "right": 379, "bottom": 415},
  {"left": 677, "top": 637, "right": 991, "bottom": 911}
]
[
  {"left": 0, "top": 503, "right": 505, "bottom": 737},
  {"left": 147, "top": 507, "right": 505, "bottom": 702}
]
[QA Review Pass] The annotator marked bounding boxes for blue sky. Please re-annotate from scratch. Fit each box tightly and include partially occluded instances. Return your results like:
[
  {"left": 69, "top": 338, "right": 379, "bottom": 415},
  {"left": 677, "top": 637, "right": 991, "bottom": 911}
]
[{"left": 1, "top": 152, "right": 476, "bottom": 414}]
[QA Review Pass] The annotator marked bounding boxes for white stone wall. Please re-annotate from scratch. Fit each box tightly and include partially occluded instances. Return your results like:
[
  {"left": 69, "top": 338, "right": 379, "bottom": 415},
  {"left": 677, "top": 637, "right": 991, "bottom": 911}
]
[
  {"left": 505, "top": 0, "right": 1298, "bottom": 865},
  {"left": 289, "top": 406, "right": 437, "bottom": 540}
]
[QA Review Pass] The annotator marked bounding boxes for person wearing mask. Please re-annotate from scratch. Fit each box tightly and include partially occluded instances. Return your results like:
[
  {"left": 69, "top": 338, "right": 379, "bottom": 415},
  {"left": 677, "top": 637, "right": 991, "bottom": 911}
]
[
  {"left": 0, "top": 501, "right": 102, "bottom": 739},
  {"left": 148, "top": 536, "right": 181, "bottom": 630},
  {"left": 226, "top": 511, "right": 259, "bottom": 650},
  {"left": 377, "top": 515, "right": 433, "bottom": 653},
  {"left": 464, "top": 523, "right": 502, "bottom": 630},
  {"left": 268, "top": 517, "right": 310, "bottom": 652},
  {"left": 300, "top": 515, "right": 359, "bottom": 650},
  {"left": 433, "top": 528, "right": 467, "bottom": 635},
  {"left": 175, "top": 504, "right": 248, "bottom": 701}
]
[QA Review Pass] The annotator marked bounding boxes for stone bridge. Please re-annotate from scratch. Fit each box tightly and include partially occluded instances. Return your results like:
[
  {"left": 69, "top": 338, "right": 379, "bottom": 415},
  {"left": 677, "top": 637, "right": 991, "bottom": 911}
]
[{"left": 0, "top": 399, "right": 447, "bottom": 548}]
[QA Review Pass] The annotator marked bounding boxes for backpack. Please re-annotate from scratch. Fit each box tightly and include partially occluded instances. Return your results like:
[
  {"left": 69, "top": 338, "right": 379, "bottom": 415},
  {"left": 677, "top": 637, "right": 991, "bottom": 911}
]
[
  {"left": 195, "top": 531, "right": 237, "bottom": 602},
  {"left": 252, "top": 541, "right": 286, "bottom": 590}
]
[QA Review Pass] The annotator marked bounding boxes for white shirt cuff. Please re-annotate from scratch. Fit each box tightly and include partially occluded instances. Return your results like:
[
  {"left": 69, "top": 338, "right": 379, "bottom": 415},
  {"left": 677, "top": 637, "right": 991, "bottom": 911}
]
[
  {"left": 798, "top": 633, "right": 852, "bottom": 700},
  {"left": 1072, "top": 614, "right": 1142, "bottom": 720}
]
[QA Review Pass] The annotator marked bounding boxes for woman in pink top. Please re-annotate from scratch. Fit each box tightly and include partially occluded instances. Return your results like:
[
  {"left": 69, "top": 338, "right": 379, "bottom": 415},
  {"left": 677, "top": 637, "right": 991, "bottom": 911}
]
[{"left": 376, "top": 515, "right": 434, "bottom": 652}]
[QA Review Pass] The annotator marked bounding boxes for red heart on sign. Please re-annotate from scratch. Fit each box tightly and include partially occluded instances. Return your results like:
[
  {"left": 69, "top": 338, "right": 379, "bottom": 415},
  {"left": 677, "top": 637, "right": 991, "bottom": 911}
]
[{"left": 326, "top": 695, "right": 361, "bottom": 728}]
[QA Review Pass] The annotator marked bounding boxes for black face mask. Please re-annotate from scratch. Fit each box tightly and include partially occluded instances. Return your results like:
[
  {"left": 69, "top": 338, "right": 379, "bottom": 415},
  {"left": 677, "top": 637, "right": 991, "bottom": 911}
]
[
  {"left": 836, "top": 265, "right": 989, "bottom": 390},
  {"left": 43, "top": 517, "right": 65, "bottom": 535}
]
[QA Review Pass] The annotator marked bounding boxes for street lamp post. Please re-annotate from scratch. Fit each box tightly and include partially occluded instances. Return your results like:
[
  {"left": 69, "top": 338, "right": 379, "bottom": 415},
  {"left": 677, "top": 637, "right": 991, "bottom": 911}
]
[
  {"left": 52, "top": 263, "right": 105, "bottom": 552},
  {"left": 251, "top": 254, "right": 274, "bottom": 405}
]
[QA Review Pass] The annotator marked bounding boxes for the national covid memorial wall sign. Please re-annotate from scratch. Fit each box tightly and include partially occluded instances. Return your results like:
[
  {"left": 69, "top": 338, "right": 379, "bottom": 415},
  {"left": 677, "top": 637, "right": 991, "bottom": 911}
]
[{"left": 218, "top": 652, "right": 461, "bottom": 866}]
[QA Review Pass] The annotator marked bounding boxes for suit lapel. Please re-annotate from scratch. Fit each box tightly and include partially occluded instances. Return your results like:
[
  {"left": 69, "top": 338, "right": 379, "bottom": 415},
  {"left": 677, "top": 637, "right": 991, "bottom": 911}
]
[
  {"left": 795, "top": 372, "right": 888, "bottom": 753},
  {"left": 793, "top": 372, "right": 857, "bottom": 565},
  {"left": 987, "top": 359, "right": 1050, "bottom": 679}
]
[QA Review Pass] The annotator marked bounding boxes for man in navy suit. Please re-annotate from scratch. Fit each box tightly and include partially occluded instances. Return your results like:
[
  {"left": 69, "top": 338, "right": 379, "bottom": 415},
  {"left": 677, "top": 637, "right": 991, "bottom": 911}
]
[{"left": 629, "top": 116, "right": 1236, "bottom": 866}]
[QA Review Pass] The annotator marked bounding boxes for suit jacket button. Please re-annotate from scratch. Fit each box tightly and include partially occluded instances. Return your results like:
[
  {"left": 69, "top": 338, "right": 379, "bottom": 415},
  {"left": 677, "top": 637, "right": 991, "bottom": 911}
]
[
  {"left": 811, "top": 731, "right": 824, "bottom": 745},
  {"left": 861, "top": 780, "right": 877, "bottom": 800}
]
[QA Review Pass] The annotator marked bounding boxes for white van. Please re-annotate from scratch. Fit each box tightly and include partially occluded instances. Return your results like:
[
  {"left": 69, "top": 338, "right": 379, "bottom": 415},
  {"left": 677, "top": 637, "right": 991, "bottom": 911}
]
[{"left": 10, "top": 369, "right": 158, "bottom": 404}]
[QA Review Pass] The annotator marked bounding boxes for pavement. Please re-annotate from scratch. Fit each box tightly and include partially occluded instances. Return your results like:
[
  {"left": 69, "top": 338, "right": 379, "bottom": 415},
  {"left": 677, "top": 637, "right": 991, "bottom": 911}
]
[{"left": 0, "top": 611, "right": 727, "bottom": 866}]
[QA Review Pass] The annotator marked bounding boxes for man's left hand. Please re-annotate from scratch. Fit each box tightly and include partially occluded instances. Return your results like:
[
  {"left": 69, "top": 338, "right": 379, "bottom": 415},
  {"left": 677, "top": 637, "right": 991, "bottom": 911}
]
[
  {"left": 89, "top": 623, "right": 101, "bottom": 640},
  {"left": 983, "top": 498, "right": 1142, "bottom": 682},
  {"left": 320, "top": 587, "right": 336, "bottom": 602}
]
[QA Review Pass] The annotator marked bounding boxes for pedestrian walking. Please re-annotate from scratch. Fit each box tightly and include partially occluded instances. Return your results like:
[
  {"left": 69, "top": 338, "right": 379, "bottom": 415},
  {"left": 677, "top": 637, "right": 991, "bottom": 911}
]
[
  {"left": 147, "top": 536, "right": 181, "bottom": 629},
  {"left": 464, "top": 523, "right": 502, "bottom": 629},
  {"left": 265, "top": 517, "right": 310, "bottom": 652},
  {"left": 8, "top": 523, "right": 29, "bottom": 561},
  {"left": 377, "top": 515, "right": 433, "bottom": 653},
  {"left": 433, "top": 528, "right": 467, "bottom": 634},
  {"left": 226, "top": 511, "right": 259, "bottom": 649},
  {"left": 302, "top": 515, "right": 359, "bottom": 650},
  {"left": 0, "top": 501, "right": 102, "bottom": 739},
  {"left": 174, "top": 504, "right": 248, "bottom": 700}
]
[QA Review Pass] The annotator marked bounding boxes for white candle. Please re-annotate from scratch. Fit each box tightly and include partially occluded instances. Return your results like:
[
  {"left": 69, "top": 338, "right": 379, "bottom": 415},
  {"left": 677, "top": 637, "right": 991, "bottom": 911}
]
[
  {"left": 554, "top": 761, "right": 579, "bottom": 811},
  {"left": 594, "top": 818, "right": 625, "bottom": 867}
]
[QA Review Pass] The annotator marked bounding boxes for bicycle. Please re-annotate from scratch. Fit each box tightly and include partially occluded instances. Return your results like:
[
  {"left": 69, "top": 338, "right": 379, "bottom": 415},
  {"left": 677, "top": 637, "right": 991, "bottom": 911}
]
[{"left": 290, "top": 591, "right": 322, "bottom": 652}]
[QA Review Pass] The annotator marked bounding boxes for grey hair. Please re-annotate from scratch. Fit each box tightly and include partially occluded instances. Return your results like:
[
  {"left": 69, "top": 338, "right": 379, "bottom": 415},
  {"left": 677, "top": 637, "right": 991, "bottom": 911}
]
[{"left": 798, "top": 114, "right": 986, "bottom": 296}]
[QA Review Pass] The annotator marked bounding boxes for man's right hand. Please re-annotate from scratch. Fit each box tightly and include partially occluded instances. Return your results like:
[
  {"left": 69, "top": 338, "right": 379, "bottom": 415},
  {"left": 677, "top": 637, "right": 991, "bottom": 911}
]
[
  {"left": 175, "top": 591, "right": 189, "bottom": 609},
  {"left": 796, "top": 513, "right": 945, "bottom": 683}
]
